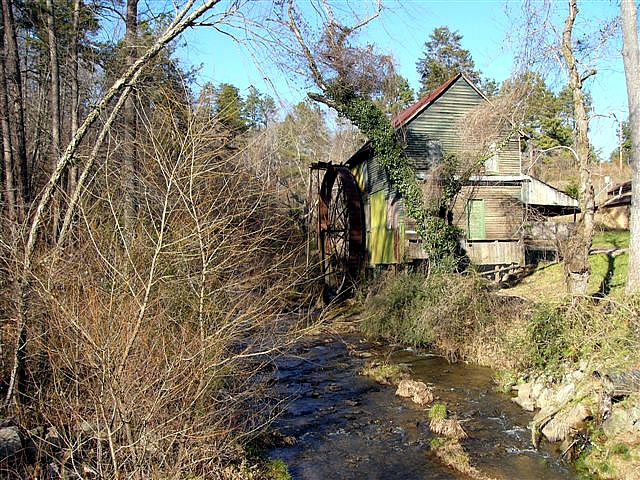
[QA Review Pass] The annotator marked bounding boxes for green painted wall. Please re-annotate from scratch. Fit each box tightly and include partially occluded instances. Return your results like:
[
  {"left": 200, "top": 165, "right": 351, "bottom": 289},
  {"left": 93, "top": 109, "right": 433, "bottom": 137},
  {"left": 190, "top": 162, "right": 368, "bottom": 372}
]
[
  {"left": 369, "top": 191, "right": 401, "bottom": 264},
  {"left": 403, "top": 77, "right": 521, "bottom": 175}
]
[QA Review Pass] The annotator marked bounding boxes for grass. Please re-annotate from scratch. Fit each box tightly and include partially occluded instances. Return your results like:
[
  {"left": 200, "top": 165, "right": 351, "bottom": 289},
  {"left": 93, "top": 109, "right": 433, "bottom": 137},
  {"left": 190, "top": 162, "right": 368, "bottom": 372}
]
[
  {"left": 592, "top": 230, "right": 630, "bottom": 249},
  {"left": 429, "top": 402, "right": 448, "bottom": 421},
  {"left": 505, "top": 250, "right": 628, "bottom": 302},
  {"left": 265, "top": 459, "right": 292, "bottom": 480},
  {"left": 493, "top": 370, "right": 518, "bottom": 394},
  {"left": 361, "top": 362, "right": 410, "bottom": 385}
]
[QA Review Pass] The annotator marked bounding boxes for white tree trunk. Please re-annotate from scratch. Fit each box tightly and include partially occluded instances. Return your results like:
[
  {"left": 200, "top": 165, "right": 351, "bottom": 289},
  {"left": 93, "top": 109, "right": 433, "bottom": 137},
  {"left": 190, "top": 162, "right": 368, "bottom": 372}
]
[{"left": 621, "top": 0, "right": 640, "bottom": 295}]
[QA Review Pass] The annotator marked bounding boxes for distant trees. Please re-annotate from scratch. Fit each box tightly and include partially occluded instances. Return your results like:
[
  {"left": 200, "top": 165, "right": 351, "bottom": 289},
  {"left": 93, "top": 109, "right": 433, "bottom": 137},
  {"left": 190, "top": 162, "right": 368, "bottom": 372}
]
[
  {"left": 609, "top": 121, "right": 632, "bottom": 165},
  {"left": 199, "top": 82, "right": 277, "bottom": 133},
  {"left": 245, "top": 85, "right": 277, "bottom": 129},
  {"left": 378, "top": 72, "right": 414, "bottom": 115},
  {"left": 501, "top": 71, "right": 576, "bottom": 150}
]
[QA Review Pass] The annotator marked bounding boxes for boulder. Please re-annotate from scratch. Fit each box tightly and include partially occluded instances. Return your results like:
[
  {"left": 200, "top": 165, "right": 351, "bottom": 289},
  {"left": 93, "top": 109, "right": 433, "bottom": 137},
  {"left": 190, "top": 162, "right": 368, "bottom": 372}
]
[
  {"left": 0, "top": 426, "right": 23, "bottom": 461},
  {"left": 541, "top": 402, "right": 591, "bottom": 442},
  {"left": 603, "top": 402, "right": 640, "bottom": 439},
  {"left": 512, "top": 382, "right": 535, "bottom": 411},
  {"left": 395, "top": 379, "right": 433, "bottom": 406},
  {"left": 536, "top": 387, "right": 555, "bottom": 410},
  {"left": 554, "top": 382, "right": 576, "bottom": 405},
  {"left": 512, "top": 395, "right": 536, "bottom": 412}
]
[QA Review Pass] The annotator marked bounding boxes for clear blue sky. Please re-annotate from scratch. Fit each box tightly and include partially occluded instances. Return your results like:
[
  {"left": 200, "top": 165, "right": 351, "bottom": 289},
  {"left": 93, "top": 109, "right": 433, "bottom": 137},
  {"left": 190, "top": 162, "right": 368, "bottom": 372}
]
[{"left": 178, "top": 0, "right": 628, "bottom": 160}]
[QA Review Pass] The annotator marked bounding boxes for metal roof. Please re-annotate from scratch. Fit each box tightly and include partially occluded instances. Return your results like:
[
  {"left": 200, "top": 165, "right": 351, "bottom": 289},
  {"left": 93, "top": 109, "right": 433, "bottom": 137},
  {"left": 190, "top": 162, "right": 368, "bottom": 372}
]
[
  {"left": 607, "top": 180, "right": 631, "bottom": 196},
  {"left": 390, "top": 73, "right": 488, "bottom": 129},
  {"left": 345, "top": 73, "right": 480, "bottom": 167}
]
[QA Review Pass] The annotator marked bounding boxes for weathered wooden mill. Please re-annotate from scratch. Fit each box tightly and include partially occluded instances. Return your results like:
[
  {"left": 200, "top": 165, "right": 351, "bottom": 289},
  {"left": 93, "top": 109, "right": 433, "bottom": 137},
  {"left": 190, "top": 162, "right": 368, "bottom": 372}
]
[{"left": 310, "top": 74, "right": 579, "bottom": 298}]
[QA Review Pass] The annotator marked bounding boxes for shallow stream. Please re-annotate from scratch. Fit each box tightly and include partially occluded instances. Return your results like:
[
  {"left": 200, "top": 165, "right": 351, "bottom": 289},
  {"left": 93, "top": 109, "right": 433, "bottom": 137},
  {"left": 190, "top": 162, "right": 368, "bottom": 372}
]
[{"left": 267, "top": 333, "right": 575, "bottom": 479}]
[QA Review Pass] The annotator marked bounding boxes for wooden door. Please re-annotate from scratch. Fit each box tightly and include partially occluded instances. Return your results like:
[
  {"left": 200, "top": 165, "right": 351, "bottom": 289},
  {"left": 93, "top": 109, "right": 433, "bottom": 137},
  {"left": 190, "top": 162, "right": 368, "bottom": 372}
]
[{"left": 467, "top": 199, "right": 486, "bottom": 240}]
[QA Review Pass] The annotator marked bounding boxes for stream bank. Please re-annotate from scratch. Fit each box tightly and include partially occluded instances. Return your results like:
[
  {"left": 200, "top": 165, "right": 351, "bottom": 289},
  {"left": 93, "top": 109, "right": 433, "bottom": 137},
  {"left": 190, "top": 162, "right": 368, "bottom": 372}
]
[{"left": 266, "top": 331, "right": 574, "bottom": 480}]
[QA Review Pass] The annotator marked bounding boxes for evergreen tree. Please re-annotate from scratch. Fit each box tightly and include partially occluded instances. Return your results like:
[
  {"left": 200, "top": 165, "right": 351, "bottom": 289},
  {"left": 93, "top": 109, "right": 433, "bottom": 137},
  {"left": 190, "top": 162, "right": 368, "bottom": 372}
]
[
  {"left": 243, "top": 85, "right": 276, "bottom": 130},
  {"left": 416, "top": 26, "right": 481, "bottom": 96},
  {"left": 501, "top": 71, "right": 574, "bottom": 150},
  {"left": 215, "top": 82, "right": 247, "bottom": 132},
  {"left": 378, "top": 73, "right": 414, "bottom": 115},
  {"left": 609, "top": 121, "right": 632, "bottom": 164},
  {"left": 278, "top": 100, "right": 328, "bottom": 166}
]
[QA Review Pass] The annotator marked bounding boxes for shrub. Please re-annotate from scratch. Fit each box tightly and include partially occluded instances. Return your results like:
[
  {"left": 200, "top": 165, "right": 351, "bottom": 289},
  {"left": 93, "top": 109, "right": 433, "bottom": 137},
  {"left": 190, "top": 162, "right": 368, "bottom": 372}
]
[
  {"left": 361, "top": 271, "right": 510, "bottom": 362},
  {"left": 0, "top": 104, "right": 314, "bottom": 477},
  {"left": 360, "top": 270, "right": 640, "bottom": 374},
  {"left": 360, "top": 272, "right": 430, "bottom": 346},
  {"left": 525, "top": 303, "right": 569, "bottom": 370}
]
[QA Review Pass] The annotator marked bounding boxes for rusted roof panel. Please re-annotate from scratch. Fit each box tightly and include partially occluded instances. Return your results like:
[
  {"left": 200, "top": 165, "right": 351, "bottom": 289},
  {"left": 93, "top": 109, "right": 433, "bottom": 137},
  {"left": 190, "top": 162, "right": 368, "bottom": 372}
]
[{"left": 607, "top": 180, "right": 631, "bottom": 196}]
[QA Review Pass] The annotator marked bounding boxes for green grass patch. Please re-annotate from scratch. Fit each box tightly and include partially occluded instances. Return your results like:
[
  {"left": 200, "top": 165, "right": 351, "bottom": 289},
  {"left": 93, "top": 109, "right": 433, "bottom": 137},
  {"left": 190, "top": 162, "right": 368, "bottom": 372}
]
[
  {"left": 361, "top": 362, "right": 409, "bottom": 385},
  {"left": 592, "top": 230, "right": 630, "bottom": 249},
  {"left": 494, "top": 370, "right": 518, "bottom": 394},
  {"left": 265, "top": 459, "right": 292, "bottom": 480},
  {"left": 505, "top": 250, "right": 628, "bottom": 301},
  {"left": 429, "top": 402, "right": 448, "bottom": 421}
]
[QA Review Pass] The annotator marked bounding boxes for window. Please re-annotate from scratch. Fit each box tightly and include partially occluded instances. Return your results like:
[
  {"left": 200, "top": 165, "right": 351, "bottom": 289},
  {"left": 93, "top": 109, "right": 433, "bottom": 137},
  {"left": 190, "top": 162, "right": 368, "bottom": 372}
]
[{"left": 485, "top": 142, "right": 498, "bottom": 174}]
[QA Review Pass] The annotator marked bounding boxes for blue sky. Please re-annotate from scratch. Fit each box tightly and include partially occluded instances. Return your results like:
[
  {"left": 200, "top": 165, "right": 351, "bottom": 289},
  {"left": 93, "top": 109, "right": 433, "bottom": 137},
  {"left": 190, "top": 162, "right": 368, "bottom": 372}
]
[{"left": 177, "top": 0, "right": 628, "bottom": 160}]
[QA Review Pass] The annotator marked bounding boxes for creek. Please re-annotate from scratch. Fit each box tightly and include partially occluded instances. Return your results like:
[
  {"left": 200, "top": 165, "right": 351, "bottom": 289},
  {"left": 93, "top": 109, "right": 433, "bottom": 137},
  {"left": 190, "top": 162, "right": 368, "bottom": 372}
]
[{"left": 267, "top": 332, "right": 575, "bottom": 479}]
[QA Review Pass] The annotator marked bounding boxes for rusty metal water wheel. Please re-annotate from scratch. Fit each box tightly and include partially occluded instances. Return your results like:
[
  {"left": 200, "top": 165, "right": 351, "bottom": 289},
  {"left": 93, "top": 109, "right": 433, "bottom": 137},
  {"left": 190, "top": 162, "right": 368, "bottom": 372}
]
[{"left": 318, "top": 165, "right": 364, "bottom": 301}]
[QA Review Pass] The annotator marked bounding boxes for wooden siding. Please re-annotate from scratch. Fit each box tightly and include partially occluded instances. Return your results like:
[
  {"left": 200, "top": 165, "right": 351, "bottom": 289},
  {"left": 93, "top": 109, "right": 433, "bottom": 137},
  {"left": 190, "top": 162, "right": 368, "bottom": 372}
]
[
  {"left": 452, "top": 185, "right": 523, "bottom": 240},
  {"left": 463, "top": 240, "right": 524, "bottom": 265},
  {"left": 401, "top": 77, "right": 521, "bottom": 176},
  {"left": 367, "top": 190, "right": 404, "bottom": 264}
]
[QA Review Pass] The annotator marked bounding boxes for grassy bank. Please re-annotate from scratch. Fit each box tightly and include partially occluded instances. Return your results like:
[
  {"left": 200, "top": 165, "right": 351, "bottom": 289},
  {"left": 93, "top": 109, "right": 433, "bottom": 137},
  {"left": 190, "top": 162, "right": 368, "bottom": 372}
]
[{"left": 360, "top": 271, "right": 638, "bottom": 371}]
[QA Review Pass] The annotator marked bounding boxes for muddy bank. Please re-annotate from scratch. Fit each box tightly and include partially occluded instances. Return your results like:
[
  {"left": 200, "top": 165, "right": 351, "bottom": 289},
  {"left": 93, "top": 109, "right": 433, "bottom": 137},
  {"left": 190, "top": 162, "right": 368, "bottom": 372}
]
[{"left": 266, "top": 333, "right": 574, "bottom": 480}]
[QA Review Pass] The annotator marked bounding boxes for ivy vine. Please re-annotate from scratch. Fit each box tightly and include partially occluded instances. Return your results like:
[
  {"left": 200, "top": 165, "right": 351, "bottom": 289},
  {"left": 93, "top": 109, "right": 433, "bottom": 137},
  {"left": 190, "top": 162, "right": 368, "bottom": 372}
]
[{"left": 325, "top": 83, "right": 462, "bottom": 269}]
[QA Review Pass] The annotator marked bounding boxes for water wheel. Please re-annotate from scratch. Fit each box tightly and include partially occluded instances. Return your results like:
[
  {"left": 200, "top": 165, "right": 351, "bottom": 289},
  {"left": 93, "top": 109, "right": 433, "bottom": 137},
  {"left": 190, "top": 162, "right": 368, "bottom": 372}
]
[{"left": 318, "top": 165, "right": 364, "bottom": 300}]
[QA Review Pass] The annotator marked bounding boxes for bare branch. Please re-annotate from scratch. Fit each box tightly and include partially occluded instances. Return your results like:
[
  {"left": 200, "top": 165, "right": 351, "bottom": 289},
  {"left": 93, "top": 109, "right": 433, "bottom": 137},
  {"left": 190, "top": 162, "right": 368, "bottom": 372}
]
[{"left": 287, "top": 0, "right": 327, "bottom": 91}]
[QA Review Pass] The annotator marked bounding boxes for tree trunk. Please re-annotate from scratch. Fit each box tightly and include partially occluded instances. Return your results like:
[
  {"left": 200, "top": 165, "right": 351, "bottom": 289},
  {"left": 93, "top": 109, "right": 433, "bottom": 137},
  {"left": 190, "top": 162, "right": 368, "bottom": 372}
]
[
  {"left": 46, "top": 0, "right": 61, "bottom": 235},
  {"left": 123, "top": 0, "right": 138, "bottom": 235},
  {"left": 621, "top": 0, "right": 640, "bottom": 295},
  {"left": 561, "top": 0, "right": 595, "bottom": 296},
  {"left": 1, "top": 0, "right": 28, "bottom": 214},
  {"left": 68, "top": 0, "right": 81, "bottom": 196},
  {"left": 0, "top": 6, "right": 15, "bottom": 221}
]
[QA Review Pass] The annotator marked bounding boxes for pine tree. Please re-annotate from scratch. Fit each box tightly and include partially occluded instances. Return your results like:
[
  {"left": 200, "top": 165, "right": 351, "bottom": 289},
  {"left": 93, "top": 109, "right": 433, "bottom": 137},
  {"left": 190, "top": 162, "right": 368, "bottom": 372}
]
[
  {"left": 416, "top": 26, "right": 481, "bottom": 96},
  {"left": 215, "top": 83, "right": 247, "bottom": 133}
]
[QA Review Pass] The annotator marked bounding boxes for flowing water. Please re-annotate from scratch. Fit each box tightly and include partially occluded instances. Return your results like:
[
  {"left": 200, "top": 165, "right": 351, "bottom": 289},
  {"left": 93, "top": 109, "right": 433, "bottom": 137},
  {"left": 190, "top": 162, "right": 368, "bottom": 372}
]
[{"left": 267, "top": 333, "right": 574, "bottom": 480}]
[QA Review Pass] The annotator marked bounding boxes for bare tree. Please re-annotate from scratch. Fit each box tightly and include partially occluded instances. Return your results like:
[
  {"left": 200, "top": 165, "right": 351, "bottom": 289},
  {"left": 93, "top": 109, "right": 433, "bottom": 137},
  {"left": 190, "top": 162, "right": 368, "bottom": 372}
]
[
  {"left": 123, "top": 0, "right": 138, "bottom": 235},
  {"left": 46, "top": 0, "right": 62, "bottom": 234},
  {"left": 0, "top": 5, "right": 16, "bottom": 222},
  {"left": 560, "top": 0, "right": 596, "bottom": 295},
  {"left": 68, "top": 0, "right": 81, "bottom": 195},
  {"left": 512, "top": 0, "right": 616, "bottom": 295},
  {"left": 621, "top": 0, "right": 640, "bottom": 295},
  {"left": 5, "top": 0, "right": 232, "bottom": 409}
]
